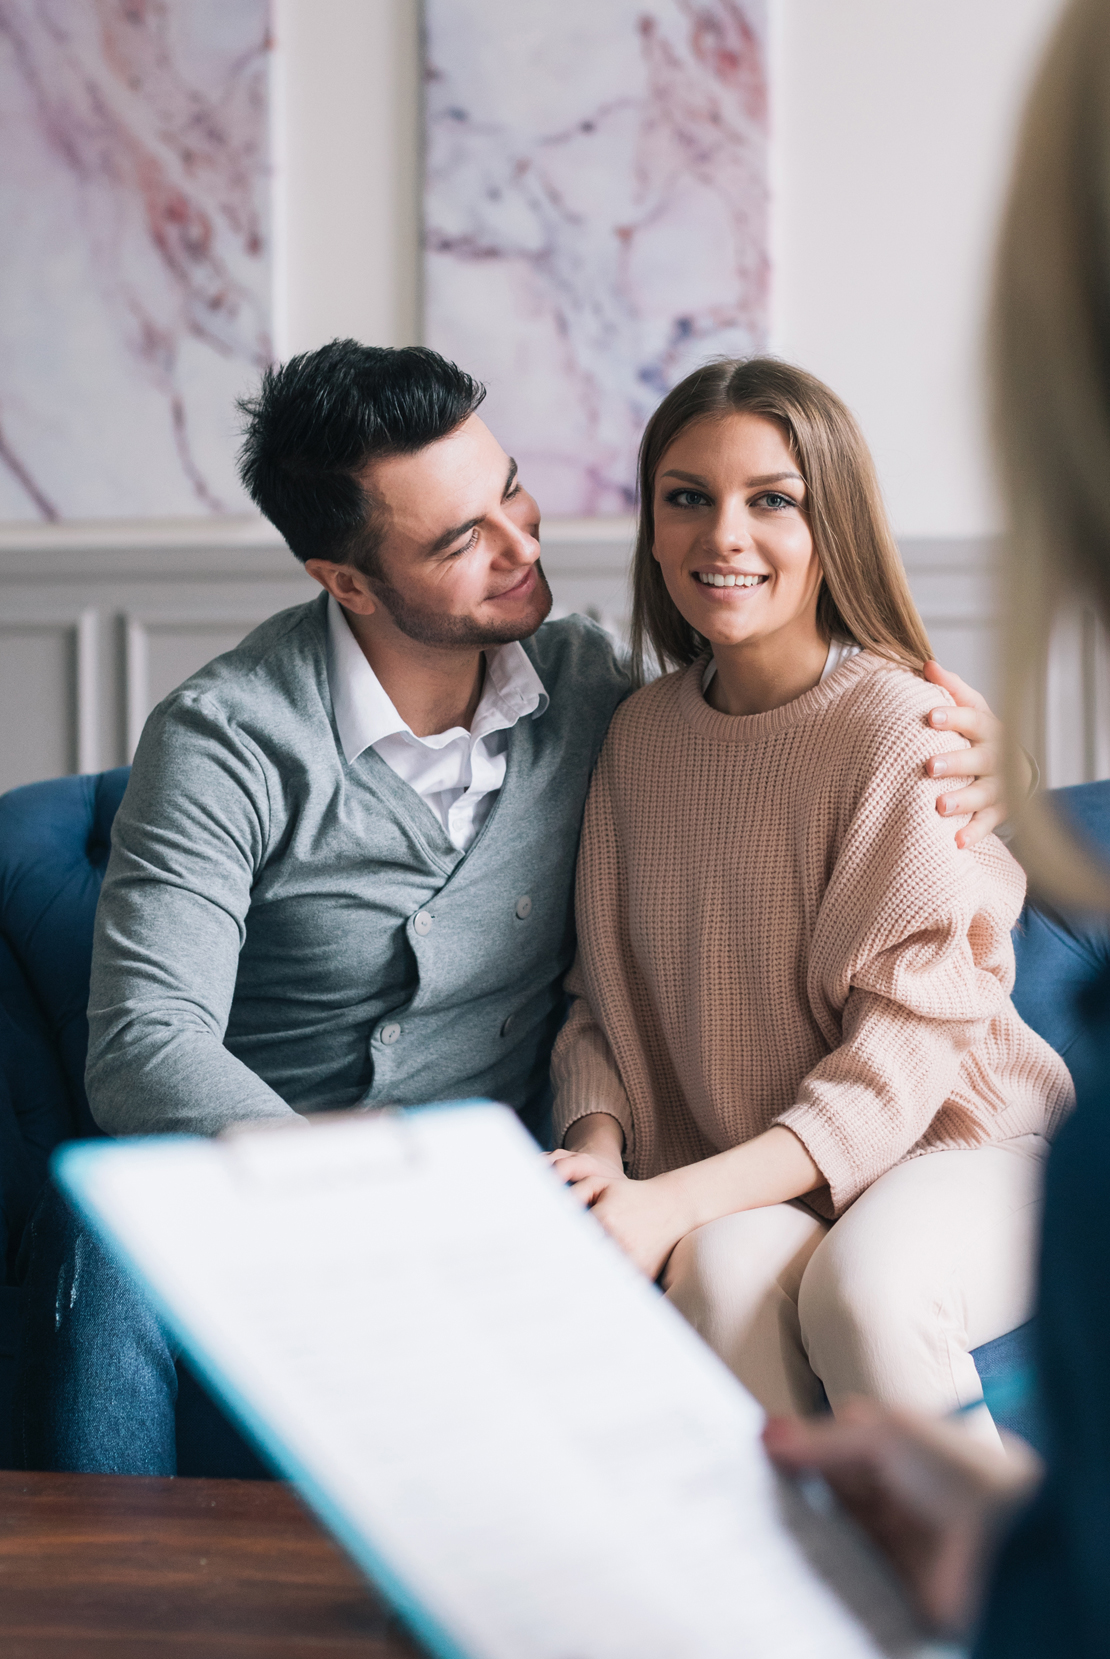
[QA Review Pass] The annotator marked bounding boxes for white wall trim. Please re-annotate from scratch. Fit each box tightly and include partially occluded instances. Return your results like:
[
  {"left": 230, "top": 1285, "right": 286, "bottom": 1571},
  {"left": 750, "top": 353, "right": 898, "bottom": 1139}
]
[
  {"left": 124, "top": 617, "right": 149, "bottom": 763},
  {"left": 0, "top": 513, "right": 639, "bottom": 555},
  {"left": 5, "top": 522, "right": 1104, "bottom": 793},
  {"left": 76, "top": 608, "right": 99, "bottom": 774},
  {"left": 0, "top": 516, "right": 284, "bottom": 553}
]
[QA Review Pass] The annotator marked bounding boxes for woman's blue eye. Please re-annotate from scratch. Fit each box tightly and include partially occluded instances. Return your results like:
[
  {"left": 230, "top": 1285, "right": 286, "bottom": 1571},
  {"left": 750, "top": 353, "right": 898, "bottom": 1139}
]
[
  {"left": 666, "top": 488, "right": 708, "bottom": 508},
  {"left": 760, "top": 492, "right": 793, "bottom": 510}
]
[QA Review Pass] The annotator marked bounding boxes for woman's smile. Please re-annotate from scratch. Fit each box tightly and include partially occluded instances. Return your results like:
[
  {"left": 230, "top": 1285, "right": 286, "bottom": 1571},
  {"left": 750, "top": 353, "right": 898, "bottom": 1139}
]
[{"left": 694, "top": 570, "right": 770, "bottom": 591}]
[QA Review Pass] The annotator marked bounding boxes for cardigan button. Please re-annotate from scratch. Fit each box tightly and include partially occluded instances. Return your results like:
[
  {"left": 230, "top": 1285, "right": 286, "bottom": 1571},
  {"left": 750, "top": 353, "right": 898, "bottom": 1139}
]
[
  {"left": 413, "top": 911, "right": 433, "bottom": 936},
  {"left": 379, "top": 1023, "right": 401, "bottom": 1045},
  {"left": 514, "top": 895, "right": 532, "bottom": 920}
]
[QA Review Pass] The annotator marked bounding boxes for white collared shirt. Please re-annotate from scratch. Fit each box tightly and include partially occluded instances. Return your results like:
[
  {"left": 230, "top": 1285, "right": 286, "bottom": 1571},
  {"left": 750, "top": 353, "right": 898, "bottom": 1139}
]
[
  {"left": 701, "top": 637, "right": 861, "bottom": 694},
  {"left": 326, "top": 595, "right": 549, "bottom": 852}
]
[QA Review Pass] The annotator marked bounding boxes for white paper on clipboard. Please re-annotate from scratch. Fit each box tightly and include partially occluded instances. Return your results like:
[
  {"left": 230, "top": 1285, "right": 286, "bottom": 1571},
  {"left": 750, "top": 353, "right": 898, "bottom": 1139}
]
[{"left": 56, "top": 1101, "right": 956, "bottom": 1659}]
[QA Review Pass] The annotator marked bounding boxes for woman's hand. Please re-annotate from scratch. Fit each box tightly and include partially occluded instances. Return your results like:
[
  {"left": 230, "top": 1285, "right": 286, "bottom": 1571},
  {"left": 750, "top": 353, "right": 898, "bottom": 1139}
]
[
  {"left": 548, "top": 1150, "right": 690, "bottom": 1281},
  {"left": 550, "top": 1121, "right": 821, "bottom": 1280},
  {"left": 763, "top": 1400, "right": 1042, "bottom": 1636},
  {"left": 923, "top": 660, "right": 1031, "bottom": 849}
]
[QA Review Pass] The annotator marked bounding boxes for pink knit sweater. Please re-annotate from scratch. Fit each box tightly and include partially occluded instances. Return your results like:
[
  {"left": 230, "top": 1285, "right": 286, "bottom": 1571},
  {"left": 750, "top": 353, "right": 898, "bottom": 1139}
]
[{"left": 552, "top": 651, "right": 1074, "bottom": 1219}]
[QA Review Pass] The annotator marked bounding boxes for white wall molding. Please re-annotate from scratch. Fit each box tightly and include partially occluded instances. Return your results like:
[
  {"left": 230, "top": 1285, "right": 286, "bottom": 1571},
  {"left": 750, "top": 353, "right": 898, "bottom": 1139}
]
[
  {"left": 76, "top": 608, "right": 99, "bottom": 775},
  {"left": 2, "top": 522, "right": 1105, "bottom": 798},
  {"left": 0, "top": 514, "right": 283, "bottom": 553},
  {"left": 0, "top": 516, "right": 638, "bottom": 790},
  {"left": 1043, "top": 604, "right": 1110, "bottom": 790},
  {"left": 123, "top": 616, "right": 149, "bottom": 765},
  {"left": 0, "top": 614, "right": 90, "bottom": 784}
]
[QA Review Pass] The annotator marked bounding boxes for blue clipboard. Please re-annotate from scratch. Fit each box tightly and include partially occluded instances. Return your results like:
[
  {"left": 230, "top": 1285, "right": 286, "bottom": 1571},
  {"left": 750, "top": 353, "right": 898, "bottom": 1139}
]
[
  {"left": 52, "top": 1103, "right": 933, "bottom": 1659},
  {"left": 55, "top": 1109, "right": 491, "bottom": 1659}
]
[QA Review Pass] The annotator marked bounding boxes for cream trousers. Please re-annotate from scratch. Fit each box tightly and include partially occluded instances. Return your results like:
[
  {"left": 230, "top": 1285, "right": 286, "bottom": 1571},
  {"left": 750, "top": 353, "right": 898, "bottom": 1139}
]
[{"left": 662, "top": 1137, "right": 1048, "bottom": 1446}]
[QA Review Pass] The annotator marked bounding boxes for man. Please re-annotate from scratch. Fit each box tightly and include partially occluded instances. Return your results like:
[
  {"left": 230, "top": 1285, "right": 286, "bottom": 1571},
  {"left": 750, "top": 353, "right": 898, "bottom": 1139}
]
[{"left": 16, "top": 341, "right": 1009, "bottom": 1473}]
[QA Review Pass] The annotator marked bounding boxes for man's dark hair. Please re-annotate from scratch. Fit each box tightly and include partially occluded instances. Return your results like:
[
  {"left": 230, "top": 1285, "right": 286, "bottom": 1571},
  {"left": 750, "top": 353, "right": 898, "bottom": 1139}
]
[{"left": 237, "top": 341, "right": 486, "bottom": 573}]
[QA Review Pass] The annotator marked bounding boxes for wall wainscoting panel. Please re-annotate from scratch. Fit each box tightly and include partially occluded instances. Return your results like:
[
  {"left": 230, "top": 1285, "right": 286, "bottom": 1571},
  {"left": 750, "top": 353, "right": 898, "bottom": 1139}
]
[
  {"left": 0, "top": 521, "right": 318, "bottom": 790},
  {"left": 0, "top": 617, "right": 82, "bottom": 787},
  {"left": 1041, "top": 604, "right": 1110, "bottom": 791},
  {"left": 0, "top": 520, "right": 1100, "bottom": 799},
  {"left": 122, "top": 612, "right": 312, "bottom": 761},
  {"left": 898, "top": 539, "right": 1001, "bottom": 715}
]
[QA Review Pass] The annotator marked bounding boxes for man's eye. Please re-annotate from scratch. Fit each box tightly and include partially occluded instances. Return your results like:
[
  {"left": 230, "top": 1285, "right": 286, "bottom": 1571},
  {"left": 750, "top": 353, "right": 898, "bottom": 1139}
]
[{"left": 450, "top": 529, "right": 480, "bottom": 557}]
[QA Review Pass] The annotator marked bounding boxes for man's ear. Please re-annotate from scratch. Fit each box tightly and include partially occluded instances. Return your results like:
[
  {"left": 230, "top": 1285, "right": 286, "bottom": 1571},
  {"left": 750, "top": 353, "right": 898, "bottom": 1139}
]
[{"left": 303, "top": 559, "right": 379, "bottom": 616}]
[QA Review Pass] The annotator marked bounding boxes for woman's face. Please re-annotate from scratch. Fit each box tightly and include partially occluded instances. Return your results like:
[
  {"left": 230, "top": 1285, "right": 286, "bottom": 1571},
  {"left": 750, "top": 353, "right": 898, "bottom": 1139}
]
[{"left": 651, "top": 412, "right": 822, "bottom": 652}]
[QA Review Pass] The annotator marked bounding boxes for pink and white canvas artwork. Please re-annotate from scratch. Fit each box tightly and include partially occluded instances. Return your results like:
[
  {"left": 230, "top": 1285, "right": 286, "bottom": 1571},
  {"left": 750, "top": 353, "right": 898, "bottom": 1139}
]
[
  {"left": 0, "top": 0, "right": 271, "bottom": 520},
  {"left": 424, "top": 0, "right": 769, "bottom": 518}
]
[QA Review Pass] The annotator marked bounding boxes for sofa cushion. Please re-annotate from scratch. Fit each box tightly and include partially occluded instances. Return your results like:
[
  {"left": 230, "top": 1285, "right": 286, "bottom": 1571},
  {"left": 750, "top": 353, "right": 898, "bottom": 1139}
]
[
  {"left": 0, "top": 768, "right": 130, "bottom": 1144},
  {"left": 1011, "top": 780, "right": 1110, "bottom": 1059}
]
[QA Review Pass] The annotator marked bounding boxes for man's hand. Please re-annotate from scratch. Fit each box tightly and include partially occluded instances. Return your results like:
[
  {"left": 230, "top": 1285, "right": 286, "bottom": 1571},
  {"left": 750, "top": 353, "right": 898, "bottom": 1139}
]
[
  {"left": 763, "top": 1400, "right": 1042, "bottom": 1636},
  {"left": 923, "top": 661, "right": 1028, "bottom": 850},
  {"left": 547, "top": 1149, "right": 690, "bottom": 1280}
]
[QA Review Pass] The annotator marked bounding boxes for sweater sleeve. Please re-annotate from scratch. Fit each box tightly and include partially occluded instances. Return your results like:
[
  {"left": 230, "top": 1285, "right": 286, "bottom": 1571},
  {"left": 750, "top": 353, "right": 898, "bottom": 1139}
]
[
  {"left": 551, "top": 756, "right": 636, "bottom": 1154},
  {"left": 86, "top": 692, "right": 297, "bottom": 1136},
  {"left": 551, "top": 958, "right": 636, "bottom": 1151},
  {"left": 774, "top": 696, "right": 1027, "bottom": 1216}
]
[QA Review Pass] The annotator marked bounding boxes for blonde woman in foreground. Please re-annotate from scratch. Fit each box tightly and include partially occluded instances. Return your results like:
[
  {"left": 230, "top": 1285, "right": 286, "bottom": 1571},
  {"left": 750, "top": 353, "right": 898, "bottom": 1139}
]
[
  {"left": 550, "top": 356, "right": 1073, "bottom": 1447},
  {"left": 764, "top": 0, "right": 1110, "bottom": 1650}
]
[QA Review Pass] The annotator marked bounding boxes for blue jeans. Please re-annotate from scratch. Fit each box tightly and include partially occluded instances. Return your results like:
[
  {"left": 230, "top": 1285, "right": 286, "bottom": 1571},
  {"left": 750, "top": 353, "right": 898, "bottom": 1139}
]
[{"left": 15, "top": 1180, "right": 269, "bottom": 1477}]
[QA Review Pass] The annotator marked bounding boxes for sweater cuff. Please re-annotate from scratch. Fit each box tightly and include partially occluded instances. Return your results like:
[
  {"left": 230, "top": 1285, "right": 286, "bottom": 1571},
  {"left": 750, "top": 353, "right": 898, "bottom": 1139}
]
[
  {"left": 551, "top": 1032, "right": 636, "bottom": 1159},
  {"left": 774, "top": 1105, "right": 867, "bottom": 1219}
]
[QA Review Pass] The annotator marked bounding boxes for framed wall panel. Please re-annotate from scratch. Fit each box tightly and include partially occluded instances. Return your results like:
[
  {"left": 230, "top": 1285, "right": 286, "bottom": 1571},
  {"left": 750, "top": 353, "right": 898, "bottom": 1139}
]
[
  {"left": 0, "top": 522, "right": 318, "bottom": 793},
  {"left": 424, "top": 0, "right": 769, "bottom": 517},
  {"left": 1043, "top": 605, "right": 1110, "bottom": 790},
  {"left": 124, "top": 611, "right": 294, "bottom": 761},
  {"left": 0, "top": 2, "right": 273, "bottom": 522},
  {"left": 0, "top": 615, "right": 93, "bottom": 790}
]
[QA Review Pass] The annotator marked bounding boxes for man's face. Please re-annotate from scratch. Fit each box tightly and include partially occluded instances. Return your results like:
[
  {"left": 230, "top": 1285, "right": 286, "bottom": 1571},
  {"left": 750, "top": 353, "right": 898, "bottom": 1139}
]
[{"left": 359, "top": 415, "right": 552, "bottom": 647}]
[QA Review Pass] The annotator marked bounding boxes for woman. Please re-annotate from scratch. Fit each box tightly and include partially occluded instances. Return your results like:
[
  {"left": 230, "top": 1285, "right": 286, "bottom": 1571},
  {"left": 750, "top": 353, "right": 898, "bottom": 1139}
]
[
  {"left": 765, "top": 1, "right": 1110, "bottom": 1650},
  {"left": 550, "top": 356, "right": 1073, "bottom": 1440}
]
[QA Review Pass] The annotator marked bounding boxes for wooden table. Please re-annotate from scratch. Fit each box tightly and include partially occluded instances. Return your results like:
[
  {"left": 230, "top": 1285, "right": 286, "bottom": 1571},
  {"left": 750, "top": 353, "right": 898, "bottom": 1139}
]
[{"left": 0, "top": 1470, "right": 425, "bottom": 1658}]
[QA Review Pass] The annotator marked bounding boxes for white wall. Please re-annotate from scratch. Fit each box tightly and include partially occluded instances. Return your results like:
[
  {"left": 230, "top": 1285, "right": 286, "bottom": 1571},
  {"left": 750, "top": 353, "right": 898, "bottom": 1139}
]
[
  {"left": 770, "top": 0, "right": 1065, "bottom": 539},
  {"left": 271, "top": 0, "right": 1067, "bottom": 539},
  {"left": 272, "top": 0, "right": 421, "bottom": 355},
  {"left": 6, "top": 1, "right": 1100, "bottom": 793}
]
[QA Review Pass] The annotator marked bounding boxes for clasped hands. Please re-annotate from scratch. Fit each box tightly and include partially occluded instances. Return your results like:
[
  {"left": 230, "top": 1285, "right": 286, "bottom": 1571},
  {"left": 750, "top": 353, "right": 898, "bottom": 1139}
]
[
  {"left": 549, "top": 1117, "right": 822, "bottom": 1280},
  {"left": 546, "top": 1144, "right": 689, "bottom": 1281}
]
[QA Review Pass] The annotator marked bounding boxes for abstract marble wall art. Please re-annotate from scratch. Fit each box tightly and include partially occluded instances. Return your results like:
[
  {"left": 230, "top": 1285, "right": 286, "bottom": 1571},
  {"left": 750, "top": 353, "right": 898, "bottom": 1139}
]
[
  {"left": 0, "top": 0, "right": 271, "bottom": 519},
  {"left": 425, "top": 0, "right": 768, "bottom": 517}
]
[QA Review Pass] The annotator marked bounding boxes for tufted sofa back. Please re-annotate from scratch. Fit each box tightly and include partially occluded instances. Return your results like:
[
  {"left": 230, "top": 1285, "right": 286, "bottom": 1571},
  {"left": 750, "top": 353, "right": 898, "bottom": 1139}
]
[
  {"left": 0, "top": 769, "right": 129, "bottom": 1274},
  {"left": 1010, "top": 781, "right": 1110, "bottom": 1061},
  {"left": 1, "top": 767, "right": 1109, "bottom": 1277}
]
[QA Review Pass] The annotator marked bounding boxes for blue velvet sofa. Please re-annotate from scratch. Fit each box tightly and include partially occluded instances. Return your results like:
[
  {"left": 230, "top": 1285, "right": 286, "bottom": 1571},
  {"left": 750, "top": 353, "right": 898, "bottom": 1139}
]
[{"left": 1, "top": 769, "right": 1108, "bottom": 1470}]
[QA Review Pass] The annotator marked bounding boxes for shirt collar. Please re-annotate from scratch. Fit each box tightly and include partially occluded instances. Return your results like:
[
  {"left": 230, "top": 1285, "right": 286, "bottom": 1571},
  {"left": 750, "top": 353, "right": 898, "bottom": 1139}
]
[
  {"left": 700, "top": 636, "right": 859, "bottom": 693},
  {"left": 326, "top": 594, "right": 548, "bottom": 765}
]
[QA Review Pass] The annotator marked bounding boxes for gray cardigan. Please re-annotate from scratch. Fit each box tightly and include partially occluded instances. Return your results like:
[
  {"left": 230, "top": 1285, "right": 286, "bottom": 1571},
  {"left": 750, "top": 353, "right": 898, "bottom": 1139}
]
[{"left": 86, "top": 595, "right": 629, "bottom": 1137}]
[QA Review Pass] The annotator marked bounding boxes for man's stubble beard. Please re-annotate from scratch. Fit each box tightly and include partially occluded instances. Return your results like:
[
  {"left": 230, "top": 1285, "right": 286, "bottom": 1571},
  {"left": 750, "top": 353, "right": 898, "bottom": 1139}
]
[{"left": 368, "top": 562, "right": 554, "bottom": 648}]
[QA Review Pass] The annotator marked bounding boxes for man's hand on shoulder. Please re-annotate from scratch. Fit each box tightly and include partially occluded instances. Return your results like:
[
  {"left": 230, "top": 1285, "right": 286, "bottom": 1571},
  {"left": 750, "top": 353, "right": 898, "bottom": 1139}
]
[{"left": 922, "top": 660, "right": 1031, "bottom": 850}]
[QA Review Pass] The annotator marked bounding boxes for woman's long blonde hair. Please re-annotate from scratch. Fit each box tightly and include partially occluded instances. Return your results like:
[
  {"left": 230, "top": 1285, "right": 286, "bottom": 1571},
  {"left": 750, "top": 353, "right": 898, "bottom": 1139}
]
[
  {"left": 992, "top": 0, "right": 1110, "bottom": 909},
  {"left": 629, "top": 357, "right": 931, "bottom": 684}
]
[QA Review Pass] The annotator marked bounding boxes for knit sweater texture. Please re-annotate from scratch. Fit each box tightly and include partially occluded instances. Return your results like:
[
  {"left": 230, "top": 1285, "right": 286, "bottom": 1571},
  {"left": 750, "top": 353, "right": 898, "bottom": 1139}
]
[{"left": 552, "top": 650, "right": 1074, "bottom": 1219}]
